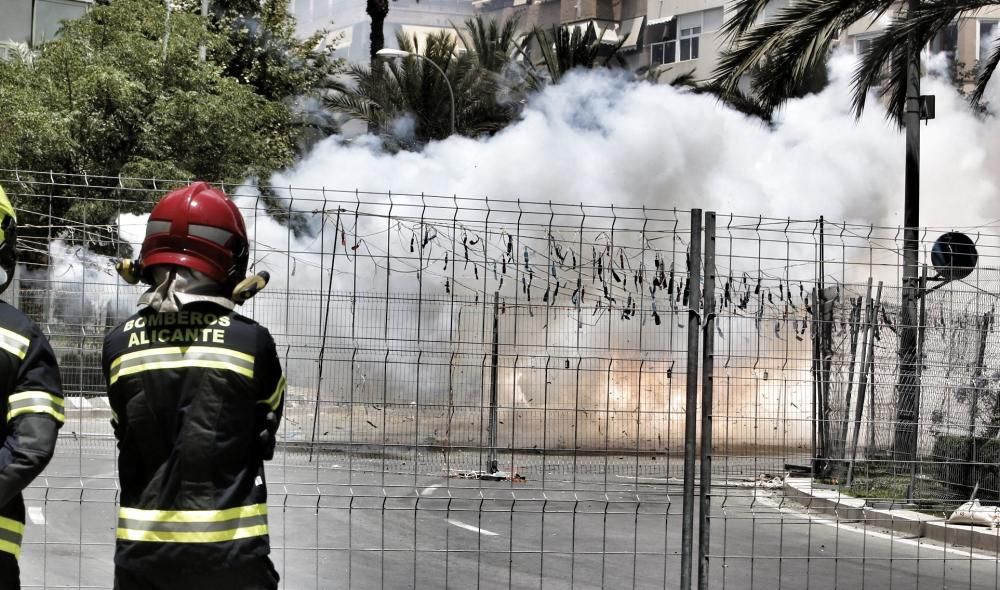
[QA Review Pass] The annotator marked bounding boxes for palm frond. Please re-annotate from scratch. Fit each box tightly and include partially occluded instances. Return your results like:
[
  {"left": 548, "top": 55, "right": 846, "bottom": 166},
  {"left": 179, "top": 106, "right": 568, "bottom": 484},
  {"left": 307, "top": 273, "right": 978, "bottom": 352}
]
[
  {"left": 719, "top": 0, "right": 774, "bottom": 41},
  {"left": 714, "top": 0, "right": 891, "bottom": 114},
  {"left": 455, "top": 14, "right": 520, "bottom": 74},
  {"left": 528, "top": 22, "right": 627, "bottom": 83},
  {"left": 668, "top": 70, "right": 699, "bottom": 88},
  {"left": 718, "top": 0, "right": 1000, "bottom": 121},
  {"left": 669, "top": 69, "right": 772, "bottom": 122},
  {"left": 973, "top": 38, "right": 1000, "bottom": 106},
  {"left": 852, "top": 1, "right": 982, "bottom": 122}
]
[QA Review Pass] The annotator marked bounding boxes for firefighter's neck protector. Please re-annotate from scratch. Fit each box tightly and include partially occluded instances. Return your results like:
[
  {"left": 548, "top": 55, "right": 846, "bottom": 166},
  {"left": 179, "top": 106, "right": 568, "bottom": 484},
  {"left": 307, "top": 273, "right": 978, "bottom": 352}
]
[
  {"left": 117, "top": 260, "right": 270, "bottom": 307},
  {"left": 0, "top": 185, "right": 17, "bottom": 295},
  {"left": 139, "top": 266, "right": 236, "bottom": 313}
]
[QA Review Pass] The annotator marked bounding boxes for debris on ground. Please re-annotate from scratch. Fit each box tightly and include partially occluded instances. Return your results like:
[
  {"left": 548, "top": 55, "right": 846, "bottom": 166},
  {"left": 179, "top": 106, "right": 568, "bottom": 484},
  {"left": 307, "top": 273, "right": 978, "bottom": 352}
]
[
  {"left": 732, "top": 473, "right": 785, "bottom": 489},
  {"left": 947, "top": 500, "right": 1000, "bottom": 528},
  {"left": 449, "top": 469, "right": 527, "bottom": 482}
]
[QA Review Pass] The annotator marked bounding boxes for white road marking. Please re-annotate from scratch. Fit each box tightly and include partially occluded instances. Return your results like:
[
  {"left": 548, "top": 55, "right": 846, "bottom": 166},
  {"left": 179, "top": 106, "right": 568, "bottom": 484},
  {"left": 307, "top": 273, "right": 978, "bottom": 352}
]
[
  {"left": 615, "top": 474, "right": 678, "bottom": 484},
  {"left": 421, "top": 484, "right": 442, "bottom": 496},
  {"left": 80, "top": 470, "right": 119, "bottom": 486},
  {"left": 447, "top": 519, "right": 498, "bottom": 536},
  {"left": 27, "top": 506, "right": 44, "bottom": 525},
  {"left": 755, "top": 494, "right": 994, "bottom": 560}
]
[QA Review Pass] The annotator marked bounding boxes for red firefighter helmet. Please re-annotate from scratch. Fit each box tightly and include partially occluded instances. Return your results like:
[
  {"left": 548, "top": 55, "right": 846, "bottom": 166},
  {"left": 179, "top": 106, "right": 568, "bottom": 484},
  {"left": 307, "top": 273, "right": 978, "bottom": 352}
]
[{"left": 139, "top": 182, "right": 249, "bottom": 288}]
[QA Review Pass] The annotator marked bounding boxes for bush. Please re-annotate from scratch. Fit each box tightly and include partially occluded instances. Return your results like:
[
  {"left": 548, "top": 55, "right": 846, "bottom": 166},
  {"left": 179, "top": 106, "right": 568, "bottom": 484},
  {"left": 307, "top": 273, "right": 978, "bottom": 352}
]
[{"left": 929, "top": 435, "right": 1000, "bottom": 501}]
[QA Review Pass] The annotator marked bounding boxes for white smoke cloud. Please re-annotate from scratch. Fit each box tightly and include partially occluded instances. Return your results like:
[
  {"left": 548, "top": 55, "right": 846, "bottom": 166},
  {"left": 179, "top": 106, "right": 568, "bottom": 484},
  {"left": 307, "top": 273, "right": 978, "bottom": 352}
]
[
  {"left": 42, "top": 51, "right": 1000, "bottom": 450},
  {"left": 264, "top": 53, "right": 1000, "bottom": 235},
  {"left": 253, "top": 51, "right": 1000, "bottom": 449},
  {"left": 270, "top": 52, "right": 1000, "bottom": 228}
]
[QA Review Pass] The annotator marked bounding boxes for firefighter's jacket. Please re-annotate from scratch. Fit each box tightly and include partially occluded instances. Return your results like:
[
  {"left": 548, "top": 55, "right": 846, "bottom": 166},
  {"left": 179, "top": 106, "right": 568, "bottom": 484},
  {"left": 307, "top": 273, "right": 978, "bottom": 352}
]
[
  {"left": 0, "top": 301, "right": 64, "bottom": 560},
  {"left": 102, "top": 303, "right": 285, "bottom": 574}
]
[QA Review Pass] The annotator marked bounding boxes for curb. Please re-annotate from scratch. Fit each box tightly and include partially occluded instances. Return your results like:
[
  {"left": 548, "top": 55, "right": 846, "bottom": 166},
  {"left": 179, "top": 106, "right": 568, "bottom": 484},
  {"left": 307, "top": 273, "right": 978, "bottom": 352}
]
[{"left": 782, "top": 477, "right": 1000, "bottom": 552}]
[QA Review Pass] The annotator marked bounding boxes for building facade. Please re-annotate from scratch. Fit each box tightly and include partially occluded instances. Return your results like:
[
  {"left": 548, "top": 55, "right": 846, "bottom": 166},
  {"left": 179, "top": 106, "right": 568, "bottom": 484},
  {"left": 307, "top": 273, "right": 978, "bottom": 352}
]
[
  {"left": 0, "top": 0, "right": 92, "bottom": 55},
  {"left": 292, "top": 0, "right": 477, "bottom": 61},
  {"left": 472, "top": 0, "right": 1000, "bottom": 86}
]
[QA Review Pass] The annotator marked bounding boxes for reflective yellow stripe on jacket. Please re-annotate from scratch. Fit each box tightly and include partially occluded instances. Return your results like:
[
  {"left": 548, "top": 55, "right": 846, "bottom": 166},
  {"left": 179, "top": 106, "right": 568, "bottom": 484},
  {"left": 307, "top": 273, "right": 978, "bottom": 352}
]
[
  {"left": 0, "top": 327, "right": 29, "bottom": 360},
  {"left": 0, "top": 515, "right": 24, "bottom": 559},
  {"left": 109, "top": 346, "right": 255, "bottom": 385},
  {"left": 117, "top": 503, "right": 268, "bottom": 543},
  {"left": 7, "top": 391, "right": 64, "bottom": 423},
  {"left": 259, "top": 375, "right": 285, "bottom": 412}
]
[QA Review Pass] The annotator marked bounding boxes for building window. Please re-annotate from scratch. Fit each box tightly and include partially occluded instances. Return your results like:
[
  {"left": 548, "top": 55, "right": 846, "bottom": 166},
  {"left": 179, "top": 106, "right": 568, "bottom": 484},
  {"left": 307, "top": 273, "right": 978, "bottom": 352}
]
[
  {"left": 979, "top": 19, "right": 998, "bottom": 60},
  {"left": 649, "top": 10, "right": 714, "bottom": 66},
  {"left": 928, "top": 22, "right": 957, "bottom": 58},
  {"left": 650, "top": 20, "right": 677, "bottom": 65},
  {"left": 854, "top": 34, "right": 878, "bottom": 56},
  {"left": 679, "top": 21, "right": 701, "bottom": 61}
]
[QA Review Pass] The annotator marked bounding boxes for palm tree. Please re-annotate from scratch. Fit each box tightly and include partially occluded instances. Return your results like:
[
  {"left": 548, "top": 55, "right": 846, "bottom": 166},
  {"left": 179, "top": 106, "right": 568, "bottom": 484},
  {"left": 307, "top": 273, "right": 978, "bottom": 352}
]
[
  {"left": 326, "top": 31, "right": 517, "bottom": 148},
  {"left": 326, "top": 17, "right": 637, "bottom": 147},
  {"left": 456, "top": 14, "right": 522, "bottom": 75},
  {"left": 712, "top": 1, "right": 999, "bottom": 122},
  {"left": 367, "top": 0, "right": 390, "bottom": 64},
  {"left": 455, "top": 15, "right": 542, "bottom": 113},
  {"left": 528, "top": 21, "right": 627, "bottom": 85}
]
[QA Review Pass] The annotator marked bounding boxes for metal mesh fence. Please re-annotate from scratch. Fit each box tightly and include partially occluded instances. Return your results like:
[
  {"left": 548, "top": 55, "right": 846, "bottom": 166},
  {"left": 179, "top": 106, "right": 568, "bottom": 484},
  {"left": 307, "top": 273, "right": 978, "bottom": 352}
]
[{"left": 1, "top": 169, "right": 1000, "bottom": 588}]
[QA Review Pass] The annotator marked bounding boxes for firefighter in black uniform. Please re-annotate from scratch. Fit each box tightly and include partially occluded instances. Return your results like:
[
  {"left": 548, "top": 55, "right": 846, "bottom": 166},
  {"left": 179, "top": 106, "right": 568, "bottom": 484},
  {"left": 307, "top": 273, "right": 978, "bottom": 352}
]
[
  {"left": 0, "top": 184, "right": 64, "bottom": 589},
  {"left": 104, "top": 182, "right": 283, "bottom": 590}
]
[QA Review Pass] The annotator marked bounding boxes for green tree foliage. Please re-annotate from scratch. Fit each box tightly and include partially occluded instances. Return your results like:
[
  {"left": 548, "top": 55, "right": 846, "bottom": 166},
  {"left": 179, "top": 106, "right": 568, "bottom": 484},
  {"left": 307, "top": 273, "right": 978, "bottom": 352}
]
[
  {"left": 0, "top": 0, "right": 339, "bottom": 260},
  {"left": 202, "top": 0, "right": 340, "bottom": 102},
  {"left": 712, "top": 0, "right": 998, "bottom": 123}
]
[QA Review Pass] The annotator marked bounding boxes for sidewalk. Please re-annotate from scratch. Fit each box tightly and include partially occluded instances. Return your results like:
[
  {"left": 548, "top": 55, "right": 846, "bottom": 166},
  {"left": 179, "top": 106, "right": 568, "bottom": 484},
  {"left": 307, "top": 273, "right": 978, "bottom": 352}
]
[{"left": 783, "top": 477, "right": 1000, "bottom": 552}]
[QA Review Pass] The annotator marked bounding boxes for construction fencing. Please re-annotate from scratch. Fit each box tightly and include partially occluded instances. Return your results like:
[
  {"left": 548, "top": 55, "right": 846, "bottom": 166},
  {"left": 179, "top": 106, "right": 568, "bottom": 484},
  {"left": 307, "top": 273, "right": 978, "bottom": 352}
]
[{"left": 2, "top": 169, "right": 1000, "bottom": 589}]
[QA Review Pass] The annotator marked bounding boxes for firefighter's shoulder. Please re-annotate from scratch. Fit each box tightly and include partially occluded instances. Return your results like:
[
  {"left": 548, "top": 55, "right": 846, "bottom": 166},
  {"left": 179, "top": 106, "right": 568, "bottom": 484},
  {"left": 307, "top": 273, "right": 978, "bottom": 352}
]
[{"left": 0, "top": 299, "right": 49, "bottom": 359}]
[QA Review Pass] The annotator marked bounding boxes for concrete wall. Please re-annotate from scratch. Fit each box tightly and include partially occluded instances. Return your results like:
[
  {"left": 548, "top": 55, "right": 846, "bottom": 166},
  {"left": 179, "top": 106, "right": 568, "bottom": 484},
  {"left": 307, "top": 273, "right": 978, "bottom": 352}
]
[
  {"left": 650, "top": 0, "right": 721, "bottom": 16},
  {"left": 491, "top": 2, "right": 562, "bottom": 32}
]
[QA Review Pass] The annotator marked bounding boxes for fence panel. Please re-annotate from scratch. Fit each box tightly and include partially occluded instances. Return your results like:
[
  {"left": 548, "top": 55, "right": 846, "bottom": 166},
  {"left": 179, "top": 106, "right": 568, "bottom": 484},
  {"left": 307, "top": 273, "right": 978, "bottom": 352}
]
[{"left": 4, "top": 169, "right": 1000, "bottom": 589}]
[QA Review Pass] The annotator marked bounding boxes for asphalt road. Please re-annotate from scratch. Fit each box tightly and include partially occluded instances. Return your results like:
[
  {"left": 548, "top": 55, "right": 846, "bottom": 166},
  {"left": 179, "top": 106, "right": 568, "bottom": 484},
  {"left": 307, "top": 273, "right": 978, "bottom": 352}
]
[{"left": 16, "top": 445, "right": 1000, "bottom": 590}]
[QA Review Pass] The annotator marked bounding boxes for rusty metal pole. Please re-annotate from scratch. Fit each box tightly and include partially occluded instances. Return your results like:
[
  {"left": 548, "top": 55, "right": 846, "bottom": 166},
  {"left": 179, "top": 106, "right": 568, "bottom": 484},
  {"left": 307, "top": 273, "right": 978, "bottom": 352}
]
[
  {"left": 487, "top": 291, "right": 500, "bottom": 474},
  {"left": 681, "top": 209, "right": 702, "bottom": 590},
  {"left": 840, "top": 279, "right": 872, "bottom": 460},
  {"left": 697, "top": 212, "right": 716, "bottom": 590},
  {"left": 848, "top": 281, "right": 883, "bottom": 487},
  {"left": 894, "top": 0, "right": 922, "bottom": 464},
  {"left": 908, "top": 265, "right": 929, "bottom": 501}
]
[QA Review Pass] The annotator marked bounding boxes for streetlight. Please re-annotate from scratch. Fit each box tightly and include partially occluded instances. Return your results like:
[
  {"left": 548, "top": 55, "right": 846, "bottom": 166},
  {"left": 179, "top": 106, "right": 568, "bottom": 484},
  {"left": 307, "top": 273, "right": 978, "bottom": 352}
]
[{"left": 376, "top": 48, "right": 456, "bottom": 137}]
